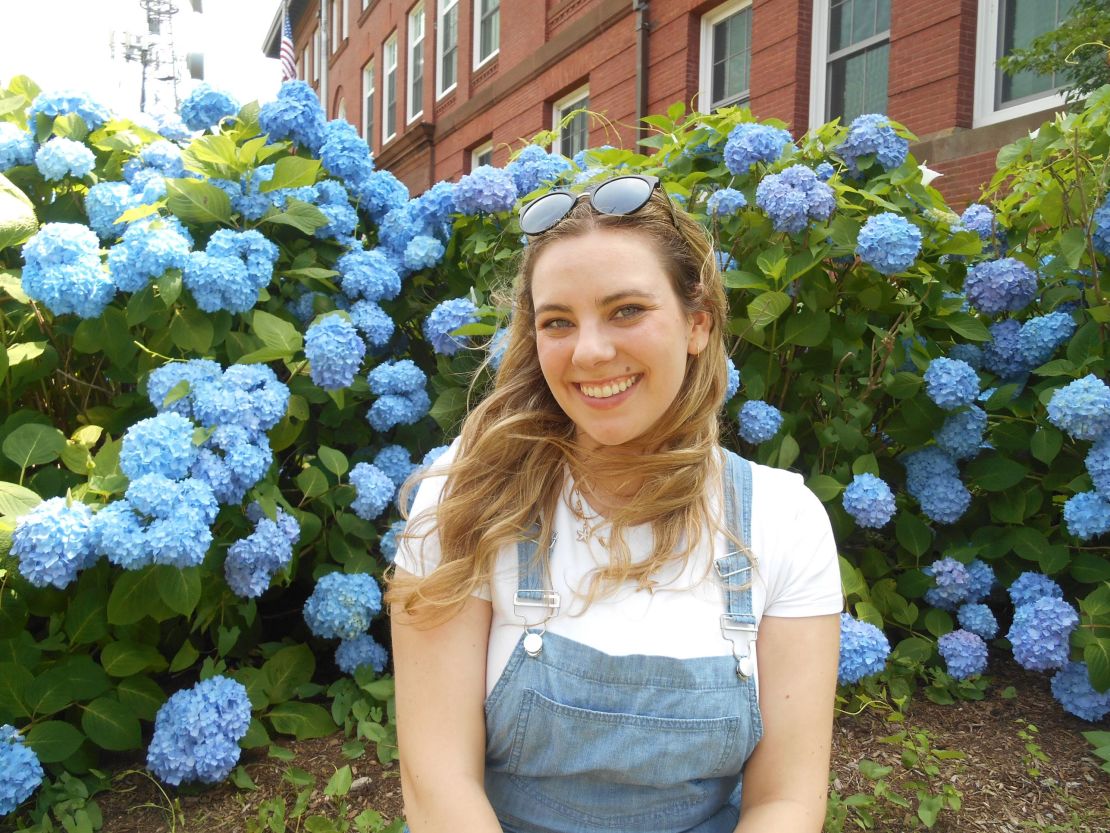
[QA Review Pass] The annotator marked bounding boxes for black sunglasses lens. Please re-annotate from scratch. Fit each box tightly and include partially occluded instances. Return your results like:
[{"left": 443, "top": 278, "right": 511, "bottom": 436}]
[
  {"left": 591, "top": 177, "right": 654, "bottom": 216},
  {"left": 520, "top": 192, "right": 576, "bottom": 234}
]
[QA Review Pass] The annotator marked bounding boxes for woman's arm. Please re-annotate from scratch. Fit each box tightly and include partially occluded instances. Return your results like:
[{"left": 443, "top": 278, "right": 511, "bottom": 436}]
[
  {"left": 735, "top": 613, "right": 840, "bottom": 833},
  {"left": 391, "top": 569, "right": 503, "bottom": 833}
]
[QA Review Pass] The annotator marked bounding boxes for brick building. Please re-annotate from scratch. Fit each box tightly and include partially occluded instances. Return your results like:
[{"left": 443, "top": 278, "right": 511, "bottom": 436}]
[{"left": 263, "top": 0, "right": 1074, "bottom": 208}]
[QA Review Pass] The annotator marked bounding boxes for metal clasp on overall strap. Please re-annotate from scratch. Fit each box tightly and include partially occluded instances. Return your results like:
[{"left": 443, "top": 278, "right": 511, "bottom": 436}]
[
  {"left": 720, "top": 615, "right": 757, "bottom": 679},
  {"left": 513, "top": 590, "right": 561, "bottom": 657}
]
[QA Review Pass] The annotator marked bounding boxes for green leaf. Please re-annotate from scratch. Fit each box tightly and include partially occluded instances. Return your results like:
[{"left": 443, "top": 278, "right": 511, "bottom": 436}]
[
  {"left": 264, "top": 198, "right": 330, "bottom": 234},
  {"left": 253, "top": 310, "right": 304, "bottom": 354},
  {"left": 81, "top": 696, "right": 142, "bottom": 751},
  {"left": 100, "top": 641, "right": 166, "bottom": 677},
  {"left": 783, "top": 309, "right": 830, "bottom": 347},
  {"left": 885, "top": 371, "right": 922, "bottom": 400},
  {"left": 169, "top": 640, "right": 200, "bottom": 673},
  {"left": 25, "top": 721, "right": 85, "bottom": 764},
  {"left": 296, "top": 466, "right": 330, "bottom": 499},
  {"left": 170, "top": 306, "right": 215, "bottom": 354},
  {"left": 317, "top": 445, "right": 348, "bottom": 477},
  {"left": 851, "top": 454, "right": 879, "bottom": 477},
  {"left": 1072, "top": 553, "right": 1110, "bottom": 584},
  {"left": 924, "top": 608, "right": 954, "bottom": 638},
  {"left": 155, "top": 565, "right": 202, "bottom": 616},
  {"left": 895, "top": 512, "right": 931, "bottom": 557},
  {"left": 242, "top": 718, "right": 270, "bottom": 749},
  {"left": 747, "top": 291, "right": 791, "bottom": 328},
  {"left": 965, "top": 456, "right": 1028, "bottom": 491},
  {"left": 267, "top": 702, "right": 338, "bottom": 740},
  {"left": 263, "top": 644, "right": 316, "bottom": 703},
  {"left": 2, "top": 423, "right": 66, "bottom": 468},
  {"left": 165, "top": 178, "right": 232, "bottom": 224},
  {"left": 942, "top": 312, "right": 990, "bottom": 342},
  {"left": 430, "top": 387, "right": 468, "bottom": 432},
  {"left": 918, "top": 793, "right": 944, "bottom": 828},
  {"left": 1084, "top": 638, "right": 1110, "bottom": 693},
  {"left": 0, "top": 481, "right": 41, "bottom": 518},
  {"left": 260, "top": 156, "right": 321, "bottom": 192},
  {"left": 1058, "top": 226, "right": 1088, "bottom": 270},
  {"left": 806, "top": 474, "right": 842, "bottom": 502},
  {"left": 324, "top": 765, "right": 353, "bottom": 798},
  {"left": 894, "top": 636, "right": 933, "bottom": 664},
  {"left": 116, "top": 675, "right": 166, "bottom": 721},
  {"left": 0, "top": 663, "right": 33, "bottom": 717},
  {"left": 1030, "top": 427, "right": 1063, "bottom": 464},
  {"left": 1008, "top": 527, "right": 1051, "bottom": 563},
  {"left": 0, "top": 173, "right": 37, "bottom": 254},
  {"left": 65, "top": 582, "right": 109, "bottom": 645},
  {"left": 107, "top": 567, "right": 174, "bottom": 625},
  {"left": 776, "top": 434, "right": 799, "bottom": 469}
]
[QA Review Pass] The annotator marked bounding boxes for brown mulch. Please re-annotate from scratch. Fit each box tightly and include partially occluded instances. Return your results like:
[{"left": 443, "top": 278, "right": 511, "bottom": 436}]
[{"left": 23, "top": 661, "right": 1110, "bottom": 833}]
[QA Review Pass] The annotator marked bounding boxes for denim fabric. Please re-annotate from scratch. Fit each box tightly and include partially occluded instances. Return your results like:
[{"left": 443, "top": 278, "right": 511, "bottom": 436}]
[{"left": 484, "top": 451, "right": 762, "bottom": 833}]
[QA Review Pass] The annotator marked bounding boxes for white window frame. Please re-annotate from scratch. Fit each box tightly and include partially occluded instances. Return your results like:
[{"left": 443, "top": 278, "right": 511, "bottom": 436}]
[
  {"left": 808, "top": 0, "right": 890, "bottom": 127},
  {"left": 362, "top": 59, "right": 375, "bottom": 142},
  {"left": 407, "top": 4, "right": 425, "bottom": 123},
  {"left": 472, "top": 140, "right": 493, "bottom": 170},
  {"left": 383, "top": 33, "right": 398, "bottom": 143},
  {"left": 311, "top": 29, "right": 319, "bottom": 81},
  {"left": 436, "top": 0, "right": 459, "bottom": 98},
  {"left": 698, "top": 0, "right": 753, "bottom": 112},
  {"left": 553, "top": 84, "right": 590, "bottom": 157},
  {"left": 473, "top": 0, "right": 500, "bottom": 69},
  {"left": 972, "top": 0, "right": 1072, "bottom": 128},
  {"left": 343, "top": 0, "right": 350, "bottom": 40},
  {"left": 331, "top": 0, "right": 340, "bottom": 51}
]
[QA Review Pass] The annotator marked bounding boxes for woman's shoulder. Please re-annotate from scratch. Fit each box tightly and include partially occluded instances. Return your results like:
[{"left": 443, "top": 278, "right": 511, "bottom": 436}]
[{"left": 719, "top": 449, "right": 827, "bottom": 520}]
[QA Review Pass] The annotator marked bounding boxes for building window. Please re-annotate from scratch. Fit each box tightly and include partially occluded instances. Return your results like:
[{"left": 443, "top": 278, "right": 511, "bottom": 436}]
[
  {"left": 553, "top": 85, "right": 590, "bottom": 158},
  {"left": 383, "top": 33, "right": 398, "bottom": 142},
  {"left": 809, "top": 0, "right": 890, "bottom": 126},
  {"left": 343, "top": 0, "right": 350, "bottom": 40},
  {"left": 332, "top": 0, "right": 340, "bottom": 51},
  {"left": 408, "top": 5, "right": 425, "bottom": 123},
  {"left": 362, "top": 60, "right": 375, "bottom": 143},
  {"left": 474, "top": 0, "right": 499, "bottom": 68},
  {"left": 437, "top": 0, "right": 459, "bottom": 97},
  {"left": 471, "top": 140, "right": 493, "bottom": 170},
  {"left": 699, "top": 1, "right": 752, "bottom": 111},
  {"left": 311, "top": 29, "right": 319, "bottom": 81},
  {"left": 973, "top": 0, "right": 1077, "bottom": 127}
]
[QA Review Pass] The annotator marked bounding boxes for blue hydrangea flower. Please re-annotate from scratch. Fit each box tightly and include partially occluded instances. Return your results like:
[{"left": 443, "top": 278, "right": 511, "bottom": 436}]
[
  {"left": 924, "top": 358, "right": 979, "bottom": 410},
  {"left": 1051, "top": 661, "right": 1110, "bottom": 722},
  {"left": 706, "top": 188, "right": 747, "bottom": 217},
  {"left": 838, "top": 613, "right": 890, "bottom": 684},
  {"left": 21, "top": 222, "right": 116, "bottom": 318},
  {"left": 725, "top": 358, "right": 741, "bottom": 401},
  {"left": 453, "top": 165, "right": 518, "bottom": 214},
  {"left": 351, "top": 169, "right": 409, "bottom": 222},
  {"left": 147, "top": 358, "right": 223, "bottom": 419},
  {"left": 1063, "top": 490, "right": 1110, "bottom": 541},
  {"left": 903, "top": 446, "right": 959, "bottom": 491},
  {"left": 411, "top": 180, "right": 457, "bottom": 236},
  {"left": 754, "top": 164, "right": 836, "bottom": 234},
  {"left": 366, "top": 390, "right": 431, "bottom": 432},
  {"left": 84, "top": 181, "right": 139, "bottom": 240},
  {"left": 842, "top": 473, "right": 896, "bottom": 528},
  {"left": 424, "top": 297, "right": 479, "bottom": 355},
  {"left": 935, "top": 405, "right": 987, "bottom": 460},
  {"left": 349, "top": 300, "right": 395, "bottom": 348},
  {"left": 489, "top": 327, "right": 510, "bottom": 371},
  {"left": 982, "top": 319, "right": 1029, "bottom": 380},
  {"left": 320, "top": 118, "right": 374, "bottom": 182},
  {"left": 107, "top": 217, "right": 192, "bottom": 292},
  {"left": 1018, "top": 311, "right": 1076, "bottom": 368},
  {"left": 1091, "top": 196, "right": 1110, "bottom": 256},
  {"left": 12, "top": 497, "right": 97, "bottom": 590},
  {"left": 147, "top": 675, "right": 251, "bottom": 786},
  {"left": 964, "top": 559, "right": 996, "bottom": 603},
  {"left": 258, "top": 80, "right": 326, "bottom": 152},
  {"left": 837, "top": 114, "right": 909, "bottom": 176},
  {"left": 337, "top": 248, "right": 401, "bottom": 302},
  {"left": 120, "top": 412, "right": 198, "bottom": 481},
  {"left": 815, "top": 162, "right": 835, "bottom": 181},
  {"left": 938, "top": 629, "right": 988, "bottom": 679},
  {"left": 0, "top": 123, "right": 35, "bottom": 170},
  {"left": 380, "top": 519, "right": 407, "bottom": 562},
  {"left": 191, "top": 364, "right": 290, "bottom": 433},
  {"left": 946, "top": 343, "right": 983, "bottom": 371},
  {"left": 378, "top": 204, "right": 421, "bottom": 256},
  {"left": 723, "top": 123, "right": 793, "bottom": 175},
  {"left": 368, "top": 359, "right": 427, "bottom": 396},
  {"left": 184, "top": 229, "right": 278, "bottom": 313},
  {"left": 856, "top": 213, "right": 922, "bottom": 275},
  {"left": 134, "top": 141, "right": 185, "bottom": 178},
  {"left": 335, "top": 634, "right": 390, "bottom": 675},
  {"left": 716, "top": 250, "right": 737, "bottom": 272},
  {"left": 923, "top": 557, "right": 971, "bottom": 610},
  {"left": 1047, "top": 374, "right": 1110, "bottom": 442},
  {"left": 305, "top": 314, "right": 366, "bottom": 390},
  {"left": 1008, "top": 572, "right": 1063, "bottom": 608},
  {"left": 304, "top": 572, "right": 383, "bottom": 640},
  {"left": 506, "top": 145, "right": 571, "bottom": 196},
  {"left": 350, "top": 462, "right": 396, "bottom": 521},
  {"left": 152, "top": 111, "right": 192, "bottom": 140},
  {"left": 1085, "top": 438, "right": 1110, "bottom": 501},
  {"left": 738, "top": 400, "right": 783, "bottom": 444},
  {"left": 224, "top": 509, "right": 298, "bottom": 598},
  {"left": 902, "top": 448, "right": 969, "bottom": 525},
  {"left": 28, "top": 90, "right": 111, "bottom": 128},
  {"left": 191, "top": 424, "right": 272, "bottom": 505},
  {"left": 403, "top": 234, "right": 446, "bottom": 271},
  {"left": 957, "top": 603, "right": 998, "bottom": 641},
  {"left": 230, "top": 165, "right": 277, "bottom": 221},
  {"left": 0, "top": 724, "right": 44, "bottom": 815},
  {"left": 316, "top": 199, "right": 358, "bottom": 242},
  {"left": 180, "top": 83, "right": 238, "bottom": 130},
  {"left": 373, "top": 445, "right": 415, "bottom": 488},
  {"left": 964, "top": 257, "right": 1037, "bottom": 316},
  {"left": 958, "top": 203, "right": 996, "bottom": 242},
  {"left": 1008, "top": 596, "right": 1078, "bottom": 672},
  {"left": 34, "top": 137, "right": 96, "bottom": 181},
  {"left": 422, "top": 445, "right": 450, "bottom": 469}
]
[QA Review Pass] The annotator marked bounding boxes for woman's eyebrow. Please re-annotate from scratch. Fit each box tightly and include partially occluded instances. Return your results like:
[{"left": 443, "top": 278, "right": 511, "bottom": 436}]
[{"left": 534, "top": 290, "right": 659, "bottom": 316}]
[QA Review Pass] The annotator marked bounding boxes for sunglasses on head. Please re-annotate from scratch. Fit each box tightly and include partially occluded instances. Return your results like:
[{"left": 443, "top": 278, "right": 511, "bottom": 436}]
[{"left": 518, "top": 174, "right": 662, "bottom": 235}]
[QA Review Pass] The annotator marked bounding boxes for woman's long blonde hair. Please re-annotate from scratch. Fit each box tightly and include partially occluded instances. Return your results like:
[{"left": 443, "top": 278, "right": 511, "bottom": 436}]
[{"left": 386, "top": 186, "right": 731, "bottom": 626}]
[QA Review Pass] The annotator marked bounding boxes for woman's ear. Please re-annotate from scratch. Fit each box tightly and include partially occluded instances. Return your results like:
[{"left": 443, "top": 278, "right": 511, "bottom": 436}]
[{"left": 687, "top": 310, "right": 712, "bottom": 355}]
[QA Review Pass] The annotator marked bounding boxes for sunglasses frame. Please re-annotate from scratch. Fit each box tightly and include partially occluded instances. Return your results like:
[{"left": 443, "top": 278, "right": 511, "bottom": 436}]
[{"left": 518, "top": 174, "right": 662, "bottom": 236}]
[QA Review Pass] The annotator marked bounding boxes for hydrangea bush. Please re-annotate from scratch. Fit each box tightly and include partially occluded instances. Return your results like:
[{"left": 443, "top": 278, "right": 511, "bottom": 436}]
[{"left": 1, "top": 72, "right": 1109, "bottom": 821}]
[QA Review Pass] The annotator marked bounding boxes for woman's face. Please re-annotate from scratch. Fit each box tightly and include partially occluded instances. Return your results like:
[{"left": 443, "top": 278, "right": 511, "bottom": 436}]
[{"left": 530, "top": 228, "right": 711, "bottom": 450}]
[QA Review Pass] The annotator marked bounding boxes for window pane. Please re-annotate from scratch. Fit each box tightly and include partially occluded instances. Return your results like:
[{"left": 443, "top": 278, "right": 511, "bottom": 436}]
[
  {"left": 710, "top": 9, "right": 751, "bottom": 109},
  {"left": 851, "top": 0, "right": 877, "bottom": 45},
  {"left": 480, "top": 0, "right": 500, "bottom": 60},
  {"left": 441, "top": 6, "right": 458, "bottom": 89},
  {"left": 997, "top": 0, "right": 1076, "bottom": 106},
  {"left": 477, "top": 148, "right": 492, "bottom": 167},
  {"left": 828, "top": 41, "right": 888, "bottom": 122},
  {"left": 830, "top": 0, "right": 851, "bottom": 53}
]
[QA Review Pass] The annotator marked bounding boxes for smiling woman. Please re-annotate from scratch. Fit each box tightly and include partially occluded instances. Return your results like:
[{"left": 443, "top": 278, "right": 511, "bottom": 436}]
[{"left": 386, "top": 180, "right": 841, "bottom": 833}]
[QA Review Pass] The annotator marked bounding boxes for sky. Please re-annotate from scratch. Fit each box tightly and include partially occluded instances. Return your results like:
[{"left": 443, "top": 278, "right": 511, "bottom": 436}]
[{"left": 0, "top": 0, "right": 284, "bottom": 118}]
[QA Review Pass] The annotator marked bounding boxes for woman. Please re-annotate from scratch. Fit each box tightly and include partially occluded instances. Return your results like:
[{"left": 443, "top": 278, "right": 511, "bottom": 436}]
[{"left": 387, "top": 174, "right": 841, "bottom": 833}]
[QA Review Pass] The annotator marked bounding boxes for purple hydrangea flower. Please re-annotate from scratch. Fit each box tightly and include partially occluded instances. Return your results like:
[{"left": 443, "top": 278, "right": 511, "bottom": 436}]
[
  {"left": 838, "top": 613, "right": 890, "bottom": 684},
  {"left": 1008, "top": 572, "right": 1063, "bottom": 608},
  {"left": 982, "top": 319, "right": 1030, "bottom": 380},
  {"left": 842, "top": 473, "right": 896, "bottom": 528},
  {"left": 958, "top": 203, "right": 996, "bottom": 242},
  {"left": 923, "top": 557, "right": 971, "bottom": 610},
  {"left": 738, "top": 400, "right": 783, "bottom": 444},
  {"left": 723, "top": 123, "right": 793, "bottom": 175},
  {"left": 454, "top": 165, "right": 518, "bottom": 214},
  {"left": 964, "top": 258, "right": 1037, "bottom": 316},
  {"left": 957, "top": 603, "right": 998, "bottom": 641},
  {"left": 938, "top": 629, "right": 988, "bottom": 679}
]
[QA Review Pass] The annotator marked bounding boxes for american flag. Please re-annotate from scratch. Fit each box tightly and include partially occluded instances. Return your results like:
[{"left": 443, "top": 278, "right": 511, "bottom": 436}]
[{"left": 280, "top": 9, "right": 297, "bottom": 82}]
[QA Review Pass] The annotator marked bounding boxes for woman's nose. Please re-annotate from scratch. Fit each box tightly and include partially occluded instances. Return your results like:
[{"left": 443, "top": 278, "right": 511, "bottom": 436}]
[{"left": 572, "top": 321, "right": 617, "bottom": 367}]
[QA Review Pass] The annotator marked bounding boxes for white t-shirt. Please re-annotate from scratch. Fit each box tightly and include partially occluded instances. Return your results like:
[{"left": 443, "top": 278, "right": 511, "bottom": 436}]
[{"left": 395, "top": 442, "right": 843, "bottom": 696}]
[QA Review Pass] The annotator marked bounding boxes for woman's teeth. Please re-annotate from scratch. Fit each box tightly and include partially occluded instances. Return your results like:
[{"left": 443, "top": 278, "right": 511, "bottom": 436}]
[{"left": 579, "top": 375, "right": 640, "bottom": 399}]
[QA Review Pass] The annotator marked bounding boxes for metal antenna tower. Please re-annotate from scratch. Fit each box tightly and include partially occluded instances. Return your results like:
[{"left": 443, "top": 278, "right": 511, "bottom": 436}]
[{"left": 117, "top": 0, "right": 181, "bottom": 113}]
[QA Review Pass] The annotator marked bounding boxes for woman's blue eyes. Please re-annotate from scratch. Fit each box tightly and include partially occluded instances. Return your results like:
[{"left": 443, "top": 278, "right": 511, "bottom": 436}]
[{"left": 540, "top": 306, "right": 645, "bottom": 329}]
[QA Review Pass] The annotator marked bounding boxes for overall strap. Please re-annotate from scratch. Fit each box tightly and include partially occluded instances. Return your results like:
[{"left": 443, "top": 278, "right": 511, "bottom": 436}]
[
  {"left": 514, "top": 526, "right": 560, "bottom": 657},
  {"left": 717, "top": 449, "right": 757, "bottom": 678}
]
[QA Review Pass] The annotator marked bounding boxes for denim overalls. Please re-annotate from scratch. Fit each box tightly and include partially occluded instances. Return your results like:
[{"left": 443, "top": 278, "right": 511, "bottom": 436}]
[{"left": 483, "top": 450, "right": 763, "bottom": 833}]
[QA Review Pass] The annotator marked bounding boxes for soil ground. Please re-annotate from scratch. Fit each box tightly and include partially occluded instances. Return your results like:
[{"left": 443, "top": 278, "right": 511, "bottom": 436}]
[{"left": 23, "top": 660, "right": 1110, "bottom": 833}]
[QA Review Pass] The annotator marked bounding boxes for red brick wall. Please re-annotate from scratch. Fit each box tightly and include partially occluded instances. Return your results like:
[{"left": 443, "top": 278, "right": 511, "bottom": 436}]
[
  {"left": 749, "top": 0, "right": 812, "bottom": 132},
  {"left": 933, "top": 150, "right": 996, "bottom": 211}
]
